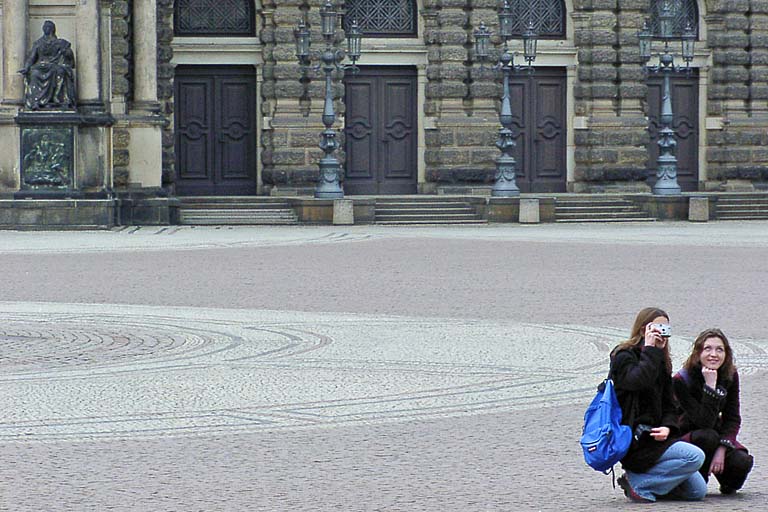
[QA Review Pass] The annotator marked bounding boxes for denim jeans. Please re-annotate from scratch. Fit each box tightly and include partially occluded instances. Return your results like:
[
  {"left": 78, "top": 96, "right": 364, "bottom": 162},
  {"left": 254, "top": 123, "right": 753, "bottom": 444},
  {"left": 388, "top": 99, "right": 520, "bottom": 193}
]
[{"left": 625, "top": 442, "right": 708, "bottom": 502}]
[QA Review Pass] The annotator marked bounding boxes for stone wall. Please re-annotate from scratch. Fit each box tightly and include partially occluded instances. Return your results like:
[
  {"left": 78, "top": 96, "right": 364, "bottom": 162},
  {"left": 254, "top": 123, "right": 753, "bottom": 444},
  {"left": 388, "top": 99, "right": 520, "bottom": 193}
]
[
  {"left": 110, "top": 0, "right": 131, "bottom": 188},
  {"left": 423, "top": 0, "right": 500, "bottom": 191},
  {"left": 261, "top": 0, "right": 344, "bottom": 193}
]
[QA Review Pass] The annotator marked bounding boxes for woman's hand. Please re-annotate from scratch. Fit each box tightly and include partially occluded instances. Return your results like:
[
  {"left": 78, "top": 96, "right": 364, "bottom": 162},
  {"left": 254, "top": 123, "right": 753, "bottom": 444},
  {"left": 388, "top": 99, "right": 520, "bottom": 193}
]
[
  {"left": 650, "top": 426, "right": 670, "bottom": 442},
  {"left": 702, "top": 366, "right": 718, "bottom": 389},
  {"left": 644, "top": 324, "right": 662, "bottom": 348},
  {"left": 709, "top": 446, "right": 727, "bottom": 475}
]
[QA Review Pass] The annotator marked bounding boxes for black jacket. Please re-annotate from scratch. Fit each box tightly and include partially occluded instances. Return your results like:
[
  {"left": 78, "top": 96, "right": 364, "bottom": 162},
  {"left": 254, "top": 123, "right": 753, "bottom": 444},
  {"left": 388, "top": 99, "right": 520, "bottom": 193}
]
[
  {"left": 611, "top": 344, "right": 680, "bottom": 473},
  {"left": 673, "top": 367, "right": 745, "bottom": 451}
]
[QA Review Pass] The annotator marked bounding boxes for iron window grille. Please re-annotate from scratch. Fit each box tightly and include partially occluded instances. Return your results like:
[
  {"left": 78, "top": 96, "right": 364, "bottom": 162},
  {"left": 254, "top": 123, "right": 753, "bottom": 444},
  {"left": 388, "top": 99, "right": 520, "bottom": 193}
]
[
  {"left": 343, "top": 0, "right": 417, "bottom": 37},
  {"left": 504, "top": 0, "right": 565, "bottom": 39},
  {"left": 174, "top": 0, "right": 255, "bottom": 37},
  {"left": 648, "top": 0, "right": 699, "bottom": 38}
]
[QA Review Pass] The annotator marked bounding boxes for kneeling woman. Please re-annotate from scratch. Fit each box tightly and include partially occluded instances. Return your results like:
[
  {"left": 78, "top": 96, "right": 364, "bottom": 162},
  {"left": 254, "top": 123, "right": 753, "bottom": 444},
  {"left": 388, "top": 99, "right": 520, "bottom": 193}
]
[
  {"left": 673, "top": 328, "right": 754, "bottom": 494},
  {"left": 611, "top": 307, "right": 707, "bottom": 502}
]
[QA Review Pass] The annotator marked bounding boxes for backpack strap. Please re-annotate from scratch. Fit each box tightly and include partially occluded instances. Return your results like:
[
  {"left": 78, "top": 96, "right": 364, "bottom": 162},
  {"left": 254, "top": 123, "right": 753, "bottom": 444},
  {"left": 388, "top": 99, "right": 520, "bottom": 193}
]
[{"left": 677, "top": 367, "right": 691, "bottom": 385}]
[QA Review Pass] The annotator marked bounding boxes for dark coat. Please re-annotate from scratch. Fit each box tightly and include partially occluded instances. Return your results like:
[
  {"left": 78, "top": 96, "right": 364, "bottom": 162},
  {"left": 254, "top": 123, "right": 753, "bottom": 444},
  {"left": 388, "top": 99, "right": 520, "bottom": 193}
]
[
  {"left": 611, "top": 344, "right": 680, "bottom": 473},
  {"left": 673, "top": 367, "right": 746, "bottom": 451}
]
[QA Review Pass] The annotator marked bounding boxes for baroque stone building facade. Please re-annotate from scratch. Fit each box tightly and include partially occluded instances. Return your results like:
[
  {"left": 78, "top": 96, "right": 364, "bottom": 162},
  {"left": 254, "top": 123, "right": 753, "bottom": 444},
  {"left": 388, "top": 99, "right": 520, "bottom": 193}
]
[{"left": 1, "top": 0, "right": 767, "bottom": 226}]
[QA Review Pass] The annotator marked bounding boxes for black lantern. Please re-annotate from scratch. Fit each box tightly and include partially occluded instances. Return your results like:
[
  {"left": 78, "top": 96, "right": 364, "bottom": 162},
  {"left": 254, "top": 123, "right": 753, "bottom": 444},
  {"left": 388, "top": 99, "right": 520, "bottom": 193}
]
[
  {"left": 638, "top": 19, "right": 652, "bottom": 63},
  {"left": 498, "top": 0, "right": 514, "bottom": 40},
  {"left": 320, "top": 0, "right": 337, "bottom": 39},
  {"left": 346, "top": 19, "right": 362, "bottom": 62},
  {"left": 681, "top": 21, "right": 696, "bottom": 63},
  {"left": 294, "top": 19, "right": 311, "bottom": 63},
  {"left": 474, "top": 22, "right": 491, "bottom": 61},
  {"left": 658, "top": 0, "right": 675, "bottom": 40},
  {"left": 522, "top": 21, "right": 538, "bottom": 65}
]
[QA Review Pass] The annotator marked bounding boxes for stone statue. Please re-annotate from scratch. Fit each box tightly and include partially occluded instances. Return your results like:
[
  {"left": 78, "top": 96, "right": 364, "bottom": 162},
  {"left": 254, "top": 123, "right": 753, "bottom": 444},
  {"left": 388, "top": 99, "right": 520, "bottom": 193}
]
[{"left": 18, "top": 20, "right": 76, "bottom": 110}]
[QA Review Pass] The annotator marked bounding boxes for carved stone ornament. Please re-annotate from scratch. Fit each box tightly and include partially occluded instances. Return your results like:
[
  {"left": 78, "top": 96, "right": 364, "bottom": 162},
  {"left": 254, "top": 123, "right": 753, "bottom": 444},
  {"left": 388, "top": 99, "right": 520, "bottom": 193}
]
[
  {"left": 18, "top": 20, "right": 77, "bottom": 110},
  {"left": 21, "top": 128, "right": 74, "bottom": 189}
]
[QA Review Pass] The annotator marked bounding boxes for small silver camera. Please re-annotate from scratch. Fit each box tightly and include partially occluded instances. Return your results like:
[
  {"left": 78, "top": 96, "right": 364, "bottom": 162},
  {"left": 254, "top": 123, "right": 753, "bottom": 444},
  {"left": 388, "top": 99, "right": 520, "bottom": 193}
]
[{"left": 650, "top": 323, "right": 672, "bottom": 337}]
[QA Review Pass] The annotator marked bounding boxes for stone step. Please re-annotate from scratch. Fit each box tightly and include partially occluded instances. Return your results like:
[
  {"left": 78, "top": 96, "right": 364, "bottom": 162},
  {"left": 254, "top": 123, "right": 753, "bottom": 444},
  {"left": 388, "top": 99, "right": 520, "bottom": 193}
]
[
  {"left": 375, "top": 202, "right": 477, "bottom": 209},
  {"left": 376, "top": 219, "right": 488, "bottom": 225},
  {"left": 179, "top": 208, "right": 298, "bottom": 225},
  {"left": 375, "top": 213, "right": 482, "bottom": 222},
  {"left": 375, "top": 207, "right": 477, "bottom": 215},
  {"left": 180, "top": 203, "right": 292, "bottom": 210},
  {"left": 556, "top": 200, "right": 636, "bottom": 208},
  {"left": 716, "top": 215, "right": 768, "bottom": 220},
  {"left": 555, "top": 205, "right": 643, "bottom": 214},
  {"left": 555, "top": 217, "right": 657, "bottom": 223}
]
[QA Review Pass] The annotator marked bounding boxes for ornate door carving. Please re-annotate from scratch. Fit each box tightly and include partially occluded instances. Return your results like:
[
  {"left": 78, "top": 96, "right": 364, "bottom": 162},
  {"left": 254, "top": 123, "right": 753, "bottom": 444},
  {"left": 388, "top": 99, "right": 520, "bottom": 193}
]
[
  {"left": 174, "top": 66, "right": 256, "bottom": 195},
  {"left": 509, "top": 68, "right": 567, "bottom": 193},
  {"left": 344, "top": 67, "right": 417, "bottom": 195}
]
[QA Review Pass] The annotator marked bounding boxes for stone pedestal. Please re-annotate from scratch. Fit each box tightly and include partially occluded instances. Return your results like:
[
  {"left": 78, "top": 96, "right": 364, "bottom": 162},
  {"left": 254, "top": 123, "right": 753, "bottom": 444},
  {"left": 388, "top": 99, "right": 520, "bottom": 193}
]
[
  {"left": 333, "top": 199, "right": 354, "bottom": 225},
  {"left": 14, "top": 111, "right": 114, "bottom": 198},
  {"left": 688, "top": 197, "right": 709, "bottom": 222},
  {"left": 519, "top": 198, "right": 540, "bottom": 224}
]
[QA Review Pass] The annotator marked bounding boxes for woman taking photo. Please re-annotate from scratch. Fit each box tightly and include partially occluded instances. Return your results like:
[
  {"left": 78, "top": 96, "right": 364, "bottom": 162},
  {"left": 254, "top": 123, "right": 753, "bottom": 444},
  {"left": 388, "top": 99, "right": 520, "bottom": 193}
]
[
  {"left": 610, "top": 307, "right": 707, "bottom": 502},
  {"left": 673, "top": 328, "right": 754, "bottom": 494}
]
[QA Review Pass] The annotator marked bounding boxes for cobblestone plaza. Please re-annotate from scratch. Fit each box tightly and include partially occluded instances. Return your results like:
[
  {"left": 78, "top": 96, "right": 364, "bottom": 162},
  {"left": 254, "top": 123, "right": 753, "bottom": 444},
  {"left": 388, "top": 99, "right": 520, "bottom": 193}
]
[{"left": 0, "top": 223, "right": 766, "bottom": 511}]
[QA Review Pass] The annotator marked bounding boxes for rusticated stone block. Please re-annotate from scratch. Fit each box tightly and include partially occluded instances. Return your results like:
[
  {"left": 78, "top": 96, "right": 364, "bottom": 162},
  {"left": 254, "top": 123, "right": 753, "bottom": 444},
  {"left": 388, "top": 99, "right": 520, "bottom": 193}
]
[{"left": 273, "top": 149, "right": 307, "bottom": 165}]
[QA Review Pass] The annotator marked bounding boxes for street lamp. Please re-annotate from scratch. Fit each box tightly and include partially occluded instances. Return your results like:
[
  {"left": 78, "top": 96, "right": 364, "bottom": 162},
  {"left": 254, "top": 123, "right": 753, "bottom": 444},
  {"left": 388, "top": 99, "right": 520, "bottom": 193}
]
[
  {"left": 294, "top": 1, "right": 362, "bottom": 199},
  {"left": 639, "top": 0, "right": 695, "bottom": 195},
  {"left": 473, "top": 0, "right": 538, "bottom": 197}
]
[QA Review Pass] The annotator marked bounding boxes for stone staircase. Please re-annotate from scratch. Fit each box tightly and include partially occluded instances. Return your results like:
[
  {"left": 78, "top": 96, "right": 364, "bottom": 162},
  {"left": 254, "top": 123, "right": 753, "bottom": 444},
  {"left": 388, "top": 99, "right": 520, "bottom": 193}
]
[
  {"left": 177, "top": 197, "right": 299, "bottom": 225},
  {"left": 555, "top": 196, "right": 656, "bottom": 223},
  {"left": 374, "top": 197, "right": 486, "bottom": 225},
  {"left": 715, "top": 194, "right": 768, "bottom": 220}
]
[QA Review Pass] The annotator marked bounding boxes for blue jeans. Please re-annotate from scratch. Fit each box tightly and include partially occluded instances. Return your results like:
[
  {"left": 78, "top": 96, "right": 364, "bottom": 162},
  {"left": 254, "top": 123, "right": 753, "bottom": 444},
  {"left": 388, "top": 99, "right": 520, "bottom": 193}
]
[{"left": 625, "top": 442, "right": 708, "bottom": 501}]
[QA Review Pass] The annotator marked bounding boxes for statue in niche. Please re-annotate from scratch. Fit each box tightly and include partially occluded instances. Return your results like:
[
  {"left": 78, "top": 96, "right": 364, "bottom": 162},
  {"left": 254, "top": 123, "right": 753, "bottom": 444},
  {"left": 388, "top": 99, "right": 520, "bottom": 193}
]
[{"left": 18, "top": 20, "right": 76, "bottom": 110}]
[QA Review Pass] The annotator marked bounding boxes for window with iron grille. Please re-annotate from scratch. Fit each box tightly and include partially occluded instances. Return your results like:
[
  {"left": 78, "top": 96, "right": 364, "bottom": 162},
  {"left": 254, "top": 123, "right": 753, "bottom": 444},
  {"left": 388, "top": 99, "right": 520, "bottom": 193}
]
[
  {"left": 174, "top": 0, "right": 255, "bottom": 37},
  {"left": 343, "top": 0, "right": 417, "bottom": 37},
  {"left": 648, "top": 0, "right": 699, "bottom": 38},
  {"left": 506, "top": 0, "right": 566, "bottom": 39}
]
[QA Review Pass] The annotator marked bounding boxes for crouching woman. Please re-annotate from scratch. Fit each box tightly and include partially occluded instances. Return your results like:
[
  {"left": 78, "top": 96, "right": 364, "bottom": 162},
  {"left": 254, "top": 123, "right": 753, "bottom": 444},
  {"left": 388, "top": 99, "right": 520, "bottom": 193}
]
[
  {"left": 673, "top": 328, "right": 754, "bottom": 495},
  {"left": 611, "top": 307, "right": 707, "bottom": 502}
]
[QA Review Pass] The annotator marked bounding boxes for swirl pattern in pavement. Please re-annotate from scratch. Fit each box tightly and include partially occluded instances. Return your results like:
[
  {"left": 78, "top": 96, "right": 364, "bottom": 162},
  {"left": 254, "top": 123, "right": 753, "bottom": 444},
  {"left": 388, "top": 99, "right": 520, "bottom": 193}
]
[{"left": 0, "top": 302, "right": 764, "bottom": 443}]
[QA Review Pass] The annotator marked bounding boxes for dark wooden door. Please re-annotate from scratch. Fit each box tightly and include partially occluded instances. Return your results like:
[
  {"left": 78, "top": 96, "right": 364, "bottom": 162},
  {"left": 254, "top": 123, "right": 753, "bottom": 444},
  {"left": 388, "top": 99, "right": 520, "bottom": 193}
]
[
  {"left": 508, "top": 68, "right": 567, "bottom": 193},
  {"left": 175, "top": 66, "right": 257, "bottom": 195},
  {"left": 344, "top": 67, "right": 417, "bottom": 194},
  {"left": 647, "top": 71, "right": 699, "bottom": 192}
]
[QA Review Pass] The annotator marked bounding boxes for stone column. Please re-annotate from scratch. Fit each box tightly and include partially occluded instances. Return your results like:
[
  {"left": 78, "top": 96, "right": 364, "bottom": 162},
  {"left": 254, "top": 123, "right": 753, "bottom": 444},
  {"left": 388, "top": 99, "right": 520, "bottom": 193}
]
[
  {"left": 2, "top": 0, "right": 28, "bottom": 105},
  {"left": 76, "top": 0, "right": 102, "bottom": 109},
  {"left": 132, "top": 0, "right": 159, "bottom": 110}
]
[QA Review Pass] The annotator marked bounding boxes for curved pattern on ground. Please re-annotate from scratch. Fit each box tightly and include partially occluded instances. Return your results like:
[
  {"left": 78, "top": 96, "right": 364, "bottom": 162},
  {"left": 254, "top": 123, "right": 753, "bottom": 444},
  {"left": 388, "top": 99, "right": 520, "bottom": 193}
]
[{"left": 0, "top": 303, "right": 765, "bottom": 443}]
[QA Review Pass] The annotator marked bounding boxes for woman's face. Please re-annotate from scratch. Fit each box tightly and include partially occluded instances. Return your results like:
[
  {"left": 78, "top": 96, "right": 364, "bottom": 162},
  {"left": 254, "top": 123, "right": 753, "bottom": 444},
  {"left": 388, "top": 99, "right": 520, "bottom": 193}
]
[{"left": 699, "top": 336, "right": 726, "bottom": 370}]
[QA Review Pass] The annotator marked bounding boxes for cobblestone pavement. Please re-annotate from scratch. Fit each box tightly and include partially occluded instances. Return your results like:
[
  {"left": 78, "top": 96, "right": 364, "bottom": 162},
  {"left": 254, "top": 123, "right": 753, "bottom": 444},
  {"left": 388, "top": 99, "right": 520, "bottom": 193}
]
[{"left": 0, "top": 223, "right": 766, "bottom": 511}]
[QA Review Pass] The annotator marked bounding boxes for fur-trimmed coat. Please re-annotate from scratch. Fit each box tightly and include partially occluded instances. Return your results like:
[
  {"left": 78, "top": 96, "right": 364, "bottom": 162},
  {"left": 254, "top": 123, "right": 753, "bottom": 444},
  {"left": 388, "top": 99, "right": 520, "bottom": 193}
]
[{"left": 611, "top": 345, "right": 681, "bottom": 473}]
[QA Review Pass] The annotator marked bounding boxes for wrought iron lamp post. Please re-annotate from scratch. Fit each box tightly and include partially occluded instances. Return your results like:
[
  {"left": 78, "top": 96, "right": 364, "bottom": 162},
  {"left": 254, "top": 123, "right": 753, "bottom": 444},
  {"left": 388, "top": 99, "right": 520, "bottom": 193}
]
[
  {"left": 473, "top": 1, "right": 538, "bottom": 197},
  {"left": 638, "top": 0, "right": 695, "bottom": 195},
  {"left": 294, "top": 1, "right": 362, "bottom": 199}
]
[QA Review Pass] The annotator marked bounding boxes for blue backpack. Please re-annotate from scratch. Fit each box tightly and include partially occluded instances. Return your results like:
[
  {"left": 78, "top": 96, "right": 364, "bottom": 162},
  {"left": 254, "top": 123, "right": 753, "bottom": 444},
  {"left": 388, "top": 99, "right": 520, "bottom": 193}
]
[{"left": 580, "top": 378, "right": 633, "bottom": 473}]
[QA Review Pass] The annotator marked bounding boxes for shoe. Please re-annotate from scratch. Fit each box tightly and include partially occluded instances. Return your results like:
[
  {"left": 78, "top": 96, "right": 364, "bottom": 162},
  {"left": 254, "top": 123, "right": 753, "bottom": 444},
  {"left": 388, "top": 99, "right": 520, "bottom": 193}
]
[
  {"left": 720, "top": 485, "right": 737, "bottom": 495},
  {"left": 618, "top": 474, "right": 654, "bottom": 503}
]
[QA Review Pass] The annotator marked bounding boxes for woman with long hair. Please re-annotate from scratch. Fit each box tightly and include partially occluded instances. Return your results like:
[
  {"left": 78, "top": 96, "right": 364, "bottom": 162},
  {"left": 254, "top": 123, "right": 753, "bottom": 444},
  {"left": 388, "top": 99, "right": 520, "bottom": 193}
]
[
  {"left": 610, "top": 307, "right": 707, "bottom": 502},
  {"left": 673, "top": 328, "right": 754, "bottom": 494}
]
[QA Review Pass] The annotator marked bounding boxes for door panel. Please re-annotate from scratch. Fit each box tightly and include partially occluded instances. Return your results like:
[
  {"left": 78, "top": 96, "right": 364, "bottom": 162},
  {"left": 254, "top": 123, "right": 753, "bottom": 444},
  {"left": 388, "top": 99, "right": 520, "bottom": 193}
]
[
  {"left": 177, "top": 79, "right": 214, "bottom": 180},
  {"left": 647, "top": 71, "right": 699, "bottom": 192},
  {"left": 344, "top": 67, "right": 417, "bottom": 195},
  {"left": 175, "top": 66, "right": 257, "bottom": 195}
]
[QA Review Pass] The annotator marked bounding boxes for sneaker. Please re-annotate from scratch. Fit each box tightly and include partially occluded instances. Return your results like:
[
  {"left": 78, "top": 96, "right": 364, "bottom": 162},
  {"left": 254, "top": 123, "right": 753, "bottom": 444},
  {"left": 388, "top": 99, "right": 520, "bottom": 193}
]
[
  {"left": 720, "top": 485, "right": 737, "bottom": 495},
  {"left": 618, "top": 474, "right": 654, "bottom": 503}
]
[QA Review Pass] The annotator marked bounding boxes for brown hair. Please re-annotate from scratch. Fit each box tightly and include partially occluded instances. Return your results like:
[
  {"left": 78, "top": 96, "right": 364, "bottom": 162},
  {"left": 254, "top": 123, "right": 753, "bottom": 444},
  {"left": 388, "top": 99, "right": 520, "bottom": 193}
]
[
  {"left": 683, "top": 328, "right": 736, "bottom": 382},
  {"left": 614, "top": 307, "right": 673, "bottom": 374}
]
